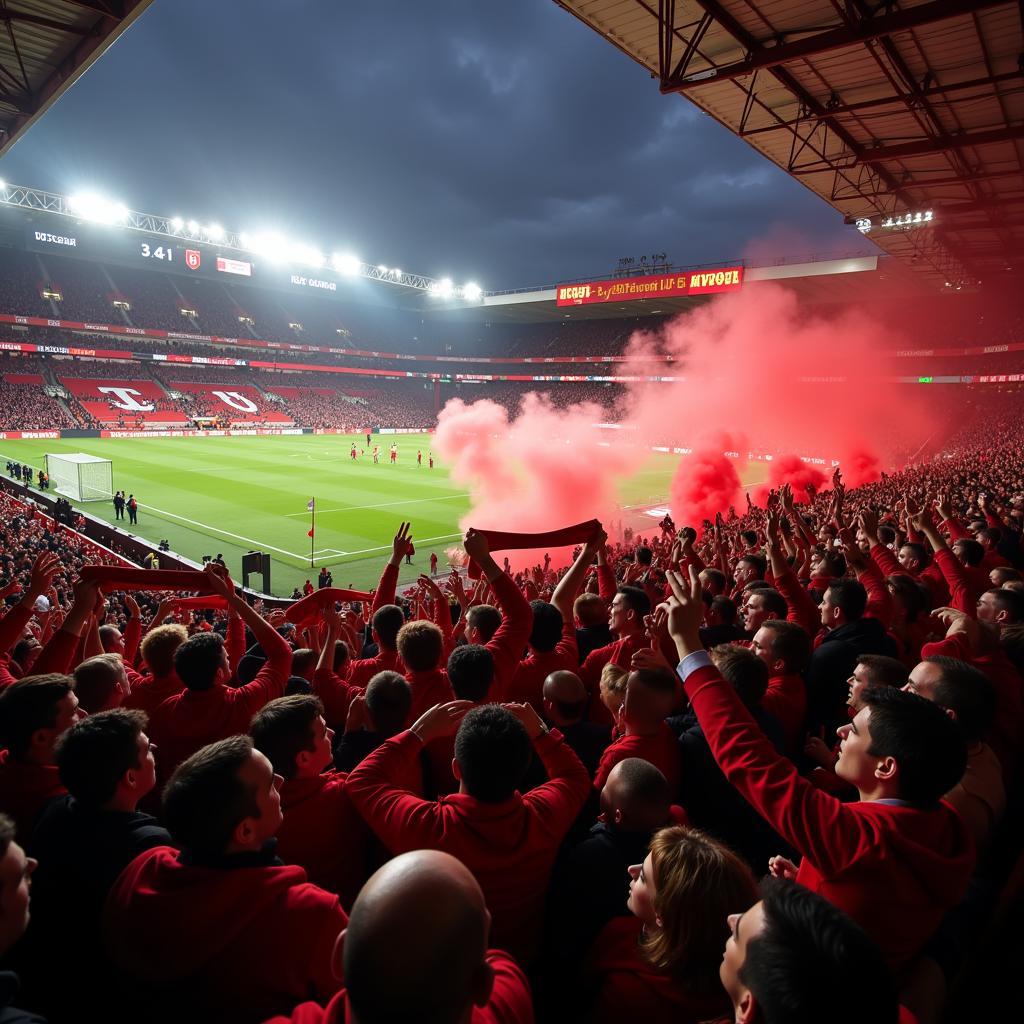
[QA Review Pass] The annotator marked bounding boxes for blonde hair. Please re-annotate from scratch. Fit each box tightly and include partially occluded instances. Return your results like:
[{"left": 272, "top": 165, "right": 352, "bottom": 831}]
[
  {"left": 641, "top": 825, "right": 758, "bottom": 990},
  {"left": 140, "top": 623, "right": 189, "bottom": 677}
]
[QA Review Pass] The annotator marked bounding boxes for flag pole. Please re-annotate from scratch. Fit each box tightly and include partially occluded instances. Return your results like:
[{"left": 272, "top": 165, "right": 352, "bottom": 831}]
[{"left": 309, "top": 497, "right": 315, "bottom": 568}]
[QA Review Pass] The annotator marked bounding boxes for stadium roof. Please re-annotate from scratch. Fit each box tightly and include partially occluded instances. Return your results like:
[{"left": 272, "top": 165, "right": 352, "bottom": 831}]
[
  {"left": 0, "top": 1, "right": 154, "bottom": 158},
  {"left": 553, "top": 0, "right": 1023, "bottom": 288}
]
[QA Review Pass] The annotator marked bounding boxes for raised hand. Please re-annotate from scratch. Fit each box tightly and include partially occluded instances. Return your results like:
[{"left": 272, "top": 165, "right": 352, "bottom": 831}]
[
  {"left": 768, "top": 855, "right": 799, "bottom": 881},
  {"left": 27, "top": 551, "right": 62, "bottom": 599},
  {"left": 500, "top": 702, "right": 547, "bottom": 740},
  {"left": 663, "top": 566, "right": 704, "bottom": 658},
  {"left": 410, "top": 700, "right": 475, "bottom": 743},
  {"left": 463, "top": 528, "right": 491, "bottom": 564},
  {"left": 391, "top": 522, "right": 413, "bottom": 562}
]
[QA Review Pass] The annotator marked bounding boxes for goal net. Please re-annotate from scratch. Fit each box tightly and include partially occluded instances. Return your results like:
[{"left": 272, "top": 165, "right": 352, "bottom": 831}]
[{"left": 45, "top": 453, "right": 113, "bottom": 502}]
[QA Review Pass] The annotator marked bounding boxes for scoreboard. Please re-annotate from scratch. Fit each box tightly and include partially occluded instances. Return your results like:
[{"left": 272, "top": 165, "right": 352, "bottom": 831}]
[{"left": 24, "top": 224, "right": 346, "bottom": 297}]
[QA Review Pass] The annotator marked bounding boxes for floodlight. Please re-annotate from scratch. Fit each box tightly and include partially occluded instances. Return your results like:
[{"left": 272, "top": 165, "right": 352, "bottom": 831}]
[
  {"left": 187, "top": 220, "right": 200, "bottom": 233},
  {"left": 206, "top": 223, "right": 224, "bottom": 241},
  {"left": 169, "top": 216, "right": 184, "bottom": 232},
  {"left": 286, "top": 242, "right": 325, "bottom": 268},
  {"left": 0, "top": 180, "right": 6, "bottom": 192},
  {"left": 332, "top": 252, "right": 361, "bottom": 276},
  {"left": 462, "top": 282, "right": 483, "bottom": 301},
  {"left": 392, "top": 268, "right": 401, "bottom": 278},
  {"left": 430, "top": 277, "right": 455, "bottom": 299},
  {"left": 68, "top": 193, "right": 130, "bottom": 224},
  {"left": 378, "top": 264, "right": 388, "bottom": 273},
  {"left": 239, "top": 232, "right": 251, "bottom": 247}
]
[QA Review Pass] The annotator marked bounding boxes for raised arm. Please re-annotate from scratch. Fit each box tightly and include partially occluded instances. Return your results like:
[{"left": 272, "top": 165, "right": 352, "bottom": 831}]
[
  {"left": 346, "top": 701, "right": 475, "bottom": 852},
  {"left": 464, "top": 529, "right": 533, "bottom": 688},
  {"left": 664, "top": 567, "right": 869, "bottom": 876},
  {"left": 551, "top": 530, "right": 604, "bottom": 623},
  {"left": 373, "top": 522, "right": 413, "bottom": 612},
  {"left": 0, "top": 551, "right": 61, "bottom": 656}
]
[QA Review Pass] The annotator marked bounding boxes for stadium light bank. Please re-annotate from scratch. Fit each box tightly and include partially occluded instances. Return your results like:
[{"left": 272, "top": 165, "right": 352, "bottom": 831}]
[{"left": 0, "top": 180, "right": 484, "bottom": 301}]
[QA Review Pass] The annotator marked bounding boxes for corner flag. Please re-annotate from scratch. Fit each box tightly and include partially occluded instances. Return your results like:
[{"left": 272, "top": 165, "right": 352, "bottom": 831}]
[
  {"left": 307, "top": 498, "right": 316, "bottom": 566},
  {"left": 307, "top": 499, "right": 315, "bottom": 511}
]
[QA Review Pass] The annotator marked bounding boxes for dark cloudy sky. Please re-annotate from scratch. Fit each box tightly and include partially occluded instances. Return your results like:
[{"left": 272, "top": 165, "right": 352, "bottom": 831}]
[{"left": 0, "top": 0, "right": 874, "bottom": 289}]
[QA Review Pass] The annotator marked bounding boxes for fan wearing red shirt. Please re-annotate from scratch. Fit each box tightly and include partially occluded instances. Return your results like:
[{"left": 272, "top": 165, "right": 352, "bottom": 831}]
[
  {"left": 747, "top": 620, "right": 811, "bottom": 753},
  {"left": 718, "top": 877, "right": 900, "bottom": 1024},
  {"left": 265, "top": 850, "right": 533, "bottom": 1024},
  {"left": 345, "top": 523, "right": 413, "bottom": 691},
  {"left": 346, "top": 699, "right": 590, "bottom": 963},
  {"left": 0, "top": 551, "right": 62, "bottom": 691},
  {"left": 502, "top": 534, "right": 601, "bottom": 709},
  {"left": 148, "top": 565, "right": 292, "bottom": 783},
  {"left": 593, "top": 668, "right": 680, "bottom": 793},
  {"left": 666, "top": 567, "right": 974, "bottom": 973},
  {"left": 579, "top": 585, "right": 652, "bottom": 723},
  {"left": 124, "top": 623, "right": 187, "bottom": 718},
  {"left": 250, "top": 695, "right": 369, "bottom": 909},
  {"left": 103, "top": 735, "right": 347, "bottom": 1021},
  {"left": 0, "top": 674, "right": 85, "bottom": 838}
]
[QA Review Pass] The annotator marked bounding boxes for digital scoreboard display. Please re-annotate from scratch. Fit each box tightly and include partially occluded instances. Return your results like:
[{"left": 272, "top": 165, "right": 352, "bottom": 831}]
[{"left": 24, "top": 223, "right": 346, "bottom": 298}]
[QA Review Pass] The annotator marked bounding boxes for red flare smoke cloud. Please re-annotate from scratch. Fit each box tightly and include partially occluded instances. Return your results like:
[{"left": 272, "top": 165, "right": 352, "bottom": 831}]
[{"left": 434, "top": 282, "right": 939, "bottom": 538}]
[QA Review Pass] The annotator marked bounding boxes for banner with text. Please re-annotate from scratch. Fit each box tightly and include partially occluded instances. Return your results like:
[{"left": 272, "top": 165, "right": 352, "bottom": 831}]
[{"left": 556, "top": 266, "right": 744, "bottom": 307}]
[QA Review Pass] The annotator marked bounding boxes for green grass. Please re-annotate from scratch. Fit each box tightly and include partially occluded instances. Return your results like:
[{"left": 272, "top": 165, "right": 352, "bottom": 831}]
[{"left": 0, "top": 433, "right": 767, "bottom": 595}]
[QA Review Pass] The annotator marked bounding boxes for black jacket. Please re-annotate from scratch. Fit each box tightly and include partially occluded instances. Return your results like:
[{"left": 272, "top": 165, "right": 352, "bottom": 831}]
[
  {"left": 805, "top": 616, "right": 899, "bottom": 736},
  {"left": 20, "top": 797, "right": 171, "bottom": 1017},
  {"left": 0, "top": 974, "right": 44, "bottom": 1024},
  {"left": 671, "top": 706, "right": 796, "bottom": 873}
]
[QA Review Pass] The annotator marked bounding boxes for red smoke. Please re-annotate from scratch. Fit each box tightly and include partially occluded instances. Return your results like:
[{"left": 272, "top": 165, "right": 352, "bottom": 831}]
[
  {"left": 433, "top": 392, "right": 633, "bottom": 569},
  {"left": 670, "top": 448, "right": 744, "bottom": 527},
  {"left": 435, "top": 282, "right": 939, "bottom": 535},
  {"left": 764, "top": 455, "right": 828, "bottom": 504}
]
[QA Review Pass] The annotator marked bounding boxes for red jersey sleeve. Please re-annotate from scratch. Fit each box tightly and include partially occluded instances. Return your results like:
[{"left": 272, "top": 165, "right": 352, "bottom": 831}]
[
  {"left": 773, "top": 564, "right": 819, "bottom": 635},
  {"left": 345, "top": 731, "right": 449, "bottom": 852},
  {"left": 683, "top": 661, "right": 875, "bottom": 876},
  {"left": 485, "top": 570, "right": 534, "bottom": 693},
  {"left": 522, "top": 729, "right": 590, "bottom": 831}
]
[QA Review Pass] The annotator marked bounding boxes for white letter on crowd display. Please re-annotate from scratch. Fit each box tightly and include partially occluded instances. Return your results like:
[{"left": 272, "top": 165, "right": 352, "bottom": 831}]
[
  {"left": 96, "top": 386, "right": 155, "bottom": 412},
  {"left": 212, "top": 390, "right": 259, "bottom": 413}
]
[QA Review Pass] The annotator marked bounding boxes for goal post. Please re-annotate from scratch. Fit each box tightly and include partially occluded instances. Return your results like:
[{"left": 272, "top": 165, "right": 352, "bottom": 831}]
[{"left": 45, "top": 453, "right": 113, "bottom": 502}]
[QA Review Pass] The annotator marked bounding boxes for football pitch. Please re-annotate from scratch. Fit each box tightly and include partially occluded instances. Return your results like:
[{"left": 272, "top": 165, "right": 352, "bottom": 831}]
[{"left": 1, "top": 433, "right": 767, "bottom": 596}]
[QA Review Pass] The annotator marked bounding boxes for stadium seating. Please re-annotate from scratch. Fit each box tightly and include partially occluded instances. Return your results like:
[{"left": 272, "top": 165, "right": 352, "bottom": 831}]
[
  {"left": 60, "top": 377, "right": 190, "bottom": 428},
  {"left": 167, "top": 381, "right": 294, "bottom": 425}
]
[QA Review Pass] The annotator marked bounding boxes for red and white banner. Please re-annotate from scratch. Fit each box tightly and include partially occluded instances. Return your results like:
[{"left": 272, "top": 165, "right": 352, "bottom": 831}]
[{"left": 0, "top": 430, "right": 60, "bottom": 439}]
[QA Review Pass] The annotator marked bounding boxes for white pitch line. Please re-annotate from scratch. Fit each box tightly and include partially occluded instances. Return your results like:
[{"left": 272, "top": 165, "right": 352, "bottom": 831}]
[
  {"left": 134, "top": 502, "right": 462, "bottom": 565},
  {"left": 284, "top": 493, "right": 470, "bottom": 517},
  {"left": 135, "top": 502, "right": 313, "bottom": 561}
]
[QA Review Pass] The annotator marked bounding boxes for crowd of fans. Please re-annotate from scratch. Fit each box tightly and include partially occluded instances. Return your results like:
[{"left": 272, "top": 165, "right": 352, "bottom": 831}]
[{"left": 0, "top": 399, "right": 1021, "bottom": 1022}]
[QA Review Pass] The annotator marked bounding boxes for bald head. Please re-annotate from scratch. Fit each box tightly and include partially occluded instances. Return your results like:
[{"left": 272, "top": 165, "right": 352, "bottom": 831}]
[
  {"left": 343, "top": 850, "right": 494, "bottom": 1024},
  {"left": 542, "top": 670, "right": 587, "bottom": 725},
  {"left": 599, "top": 757, "right": 671, "bottom": 832}
]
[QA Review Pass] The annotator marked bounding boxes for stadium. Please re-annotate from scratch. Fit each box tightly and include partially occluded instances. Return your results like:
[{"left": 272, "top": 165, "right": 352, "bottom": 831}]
[{"left": 0, "top": 1, "right": 1022, "bottom": 1023}]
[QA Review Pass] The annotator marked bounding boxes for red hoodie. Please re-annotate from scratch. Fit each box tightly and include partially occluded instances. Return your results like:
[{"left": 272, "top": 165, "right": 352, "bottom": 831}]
[
  {"left": 681, "top": 658, "right": 975, "bottom": 972},
  {"left": 403, "top": 667, "right": 456, "bottom": 720},
  {"left": 123, "top": 670, "right": 184, "bottom": 719},
  {"left": 345, "top": 648, "right": 402, "bottom": 691},
  {"left": 587, "top": 916, "right": 729, "bottom": 1024},
  {"left": 762, "top": 673, "right": 808, "bottom": 752},
  {"left": 593, "top": 723, "right": 681, "bottom": 793},
  {"left": 262, "top": 950, "right": 533, "bottom": 1024},
  {"left": 0, "top": 751, "right": 65, "bottom": 839},
  {"left": 149, "top": 628, "right": 291, "bottom": 782},
  {"left": 580, "top": 632, "right": 649, "bottom": 725},
  {"left": 346, "top": 728, "right": 590, "bottom": 962},
  {"left": 501, "top": 618, "right": 579, "bottom": 711},
  {"left": 277, "top": 771, "right": 370, "bottom": 909},
  {"left": 103, "top": 846, "right": 346, "bottom": 1021}
]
